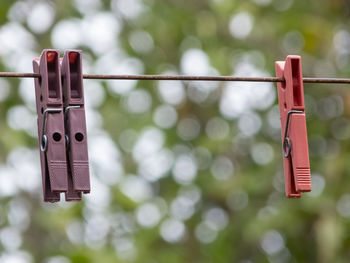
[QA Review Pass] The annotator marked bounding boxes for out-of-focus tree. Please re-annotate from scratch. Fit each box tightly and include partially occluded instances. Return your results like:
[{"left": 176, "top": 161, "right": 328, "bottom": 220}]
[{"left": 0, "top": 0, "right": 350, "bottom": 262}]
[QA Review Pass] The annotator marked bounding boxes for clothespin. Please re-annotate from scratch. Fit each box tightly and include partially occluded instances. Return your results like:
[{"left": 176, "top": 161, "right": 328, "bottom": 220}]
[
  {"left": 33, "top": 49, "right": 68, "bottom": 202},
  {"left": 275, "top": 55, "right": 311, "bottom": 198},
  {"left": 61, "top": 50, "right": 90, "bottom": 201}
]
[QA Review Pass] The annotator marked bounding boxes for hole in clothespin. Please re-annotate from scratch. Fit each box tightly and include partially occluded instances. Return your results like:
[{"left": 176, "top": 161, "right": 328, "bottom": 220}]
[
  {"left": 68, "top": 52, "right": 82, "bottom": 99},
  {"left": 53, "top": 132, "right": 62, "bottom": 142},
  {"left": 69, "top": 52, "right": 79, "bottom": 64},
  {"left": 75, "top": 132, "right": 84, "bottom": 142},
  {"left": 291, "top": 59, "right": 302, "bottom": 106},
  {"left": 46, "top": 52, "right": 56, "bottom": 63}
]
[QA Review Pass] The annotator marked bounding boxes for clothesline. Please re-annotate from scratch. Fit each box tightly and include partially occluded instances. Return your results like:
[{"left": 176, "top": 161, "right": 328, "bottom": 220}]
[{"left": 0, "top": 72, "right": 350, "bottom": 84}]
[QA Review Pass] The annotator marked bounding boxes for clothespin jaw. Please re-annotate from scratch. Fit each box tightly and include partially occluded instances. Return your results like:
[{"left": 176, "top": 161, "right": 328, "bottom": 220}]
[
  {"left": 275, "top": 55, "right": 311, "bottom": 198},
  {"left": 33, "top": 49, "right": 68, "bottom": 202},
  {"left": 61, "top": 50, "right": 90, "bottom": 201}
]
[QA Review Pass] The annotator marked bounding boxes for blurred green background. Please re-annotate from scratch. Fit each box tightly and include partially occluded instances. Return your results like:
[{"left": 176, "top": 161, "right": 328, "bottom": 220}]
[{"left": 0, "top": 0, "right": 350, "bottom": 262}]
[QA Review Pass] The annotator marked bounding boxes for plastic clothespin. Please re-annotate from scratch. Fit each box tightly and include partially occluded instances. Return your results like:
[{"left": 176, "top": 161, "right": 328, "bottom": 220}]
[
  {"left": 275, "top": 55, "right": 311, "bottom": 198},
  {"left": 61, "top": 50, "right": 90, "bottom": 201},
  {"left": 33, "top": 49, "right": 68, "bottom": 202}
]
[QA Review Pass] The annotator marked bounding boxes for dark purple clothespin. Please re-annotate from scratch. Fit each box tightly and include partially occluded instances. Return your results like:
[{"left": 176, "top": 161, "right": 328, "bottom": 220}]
[
  {"left": 61, "top": 50, "right": 90, "bottom": 201},
  {"left": 33, "top": 49, "right": 68, "bottom": 202}
]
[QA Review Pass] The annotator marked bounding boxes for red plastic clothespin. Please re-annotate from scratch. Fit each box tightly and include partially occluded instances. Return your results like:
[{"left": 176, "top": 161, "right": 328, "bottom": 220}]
[
  {"left": 33, "top": 49, "right": 68, "bottom": 202},
  {"left": 61, "top": 50, "right": 90, "bottom": 201},
  {"left": 275, "top": 55, "right": 311, "bottom": 198}
]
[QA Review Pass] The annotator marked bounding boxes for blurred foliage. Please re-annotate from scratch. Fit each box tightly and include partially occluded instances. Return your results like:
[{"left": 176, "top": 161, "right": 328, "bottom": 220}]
[{"left": 1, "top": 0, "right": 350, "bottom": 263}]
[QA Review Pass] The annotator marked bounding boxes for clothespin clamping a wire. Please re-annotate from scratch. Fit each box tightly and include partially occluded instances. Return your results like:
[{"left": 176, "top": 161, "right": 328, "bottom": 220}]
[
  {"left": 275, "top": 55, "right": 312, "bottom": 198},
  {"left": 61, "top": 50, "right": 90, "bottom": 201},
  {"left": 33, "top": 49, "right": 90, "bottom": 202},
  {"left": 33, "top": 50, "right": 68, "bottom": 202}
]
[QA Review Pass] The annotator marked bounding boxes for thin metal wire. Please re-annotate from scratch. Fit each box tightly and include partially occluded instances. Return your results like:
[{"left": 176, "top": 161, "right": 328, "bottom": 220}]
[
  {"left": 0, "top": 72, "right": 39, "bottom": 78},
  {"left": 1, "top": 72, "right": 350, "bottom": 84},
  {"left": 82, "top": 74, "right": 284, "bottom": 82}
]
